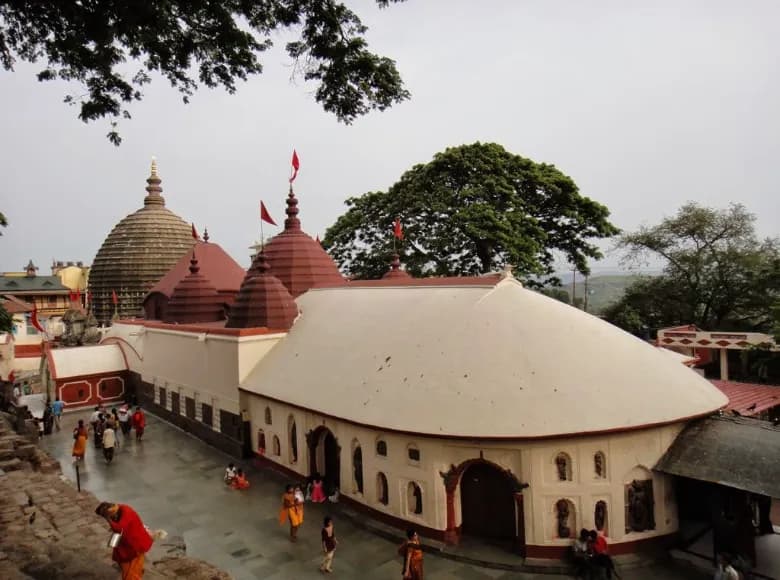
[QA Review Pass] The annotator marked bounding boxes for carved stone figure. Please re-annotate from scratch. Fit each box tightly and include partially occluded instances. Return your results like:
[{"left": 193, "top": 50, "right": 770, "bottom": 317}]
[
  {"left": 556, "top": 454, "right": 569, "bottom": 481},
  {"left": 594, "top": 453, "right": 605, "bottom": 478},
  {"left": 626, "top": 480, "right": 655, "bottom": 532},
  {"left": 555, "top": 499, "right": 571, "bottom": 538},
  {"left": 595, "top": 500, "right": 607, "bottom": 531}
]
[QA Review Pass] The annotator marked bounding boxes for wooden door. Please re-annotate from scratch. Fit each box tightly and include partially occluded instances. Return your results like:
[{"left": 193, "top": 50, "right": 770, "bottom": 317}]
[{"left": 460, "top": 462, "right": 516, "bottom": 540}]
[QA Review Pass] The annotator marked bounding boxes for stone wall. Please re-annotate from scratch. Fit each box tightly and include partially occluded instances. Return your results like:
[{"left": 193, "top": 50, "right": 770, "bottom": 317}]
[{"left": 0, "top": 413, "right": 231, "bottom": 580}]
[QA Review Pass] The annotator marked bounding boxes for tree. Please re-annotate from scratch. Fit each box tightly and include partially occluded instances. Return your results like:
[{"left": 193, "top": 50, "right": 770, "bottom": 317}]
[
  {"left": 605, "top": 203, "right": 780, "bottom": 334},
  {"left": 541, "top": 288, "right": 571, "bottom": 304},
  {"left": 0, "top": 0, "right": 410, "bottom": 144},
  {"left": 0, "top": 302, "right": 12, "bottom": 334},
  {"left": 323, "top": 142, "right": 619, "bottom": 281}
]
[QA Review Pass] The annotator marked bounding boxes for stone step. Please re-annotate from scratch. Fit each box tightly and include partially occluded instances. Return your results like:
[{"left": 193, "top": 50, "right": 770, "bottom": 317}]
[{"left": 0, "top": 458, "right": 23, "bottom": 472}]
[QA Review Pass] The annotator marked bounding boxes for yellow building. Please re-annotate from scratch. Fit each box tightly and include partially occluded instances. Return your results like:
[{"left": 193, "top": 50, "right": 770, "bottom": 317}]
[{"left": 51, "top": 260, "right": 90, "bottom": 294}]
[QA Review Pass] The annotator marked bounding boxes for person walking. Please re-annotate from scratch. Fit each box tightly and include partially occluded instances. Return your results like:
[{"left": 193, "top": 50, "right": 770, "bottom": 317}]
[
  {"left": 51, "top": 397, "right": 64, "bottom": 430},
  {"left": 102, "top": 423, "right": 117, "bottom": 464},
  {"left": 118, "top": 404, "right": 131, "bottom": 437},
  {"left": 132, "top": 407, "right": 146, "bottom": 441},
  {"left": 399, "top": 528, "right": 424, "bottom": 580},
  {"left": 279, "top": 484, "right": 304, "bottom": 542},
  {"left": 94, "top": 414, "right": 106, "bottom": 449},
  {"left": 319, "top": 516, "right": 338, "bottom": 574},
  {"left": 72, "top": 419, "right": 88, "bottom": 461},
  {"left": 96, "top": 502, "right": 154, "bottom": 580}
]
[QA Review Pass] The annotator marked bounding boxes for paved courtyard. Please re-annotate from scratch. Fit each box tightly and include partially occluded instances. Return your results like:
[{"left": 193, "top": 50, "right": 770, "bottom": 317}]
[{"left": 41, "top": 410, "right": 708, "bottom": 580}]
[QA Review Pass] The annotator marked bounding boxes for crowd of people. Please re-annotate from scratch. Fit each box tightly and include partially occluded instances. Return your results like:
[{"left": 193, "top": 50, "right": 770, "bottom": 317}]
[{"left": 70, "top": 404, "right": 147, "bottom": 464}]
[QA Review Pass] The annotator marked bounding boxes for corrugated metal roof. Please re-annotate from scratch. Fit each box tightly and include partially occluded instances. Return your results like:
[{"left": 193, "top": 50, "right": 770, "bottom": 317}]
[
  {"left": 655, "top": 415, "right": 780, "bottom": 497},
  {"left": 710, "top": 380, "right": 780, "bottom": 416}
]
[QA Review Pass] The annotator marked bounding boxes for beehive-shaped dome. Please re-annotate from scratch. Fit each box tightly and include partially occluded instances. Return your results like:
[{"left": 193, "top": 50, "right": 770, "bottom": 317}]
[
  {"left": 163, "top": 251, "right": 226, "bottom": 324},
  {"left": 262, "top": 189, "right": 345, "bottom": 297},
  {"left": 226, "top": 252, "right": 299, "bottom": 329},
  {"left": 89, "top": 159, "right": 195, "bottom": 324}
]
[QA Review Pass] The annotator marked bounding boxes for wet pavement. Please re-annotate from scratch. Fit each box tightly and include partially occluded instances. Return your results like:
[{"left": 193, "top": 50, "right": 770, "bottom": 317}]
[{"left": 41, "top": 410, "right": 709, "bottom": 579}]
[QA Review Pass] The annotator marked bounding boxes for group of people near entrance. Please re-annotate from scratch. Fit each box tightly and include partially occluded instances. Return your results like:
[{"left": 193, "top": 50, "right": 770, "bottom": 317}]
[
  {"left": 71, "top": 404, "right": 146, "bottom": 464},
  {"left": 275, "top": 481, "right": 423, "bottom": 577},
  {"left": 572, "top": 528, "right": 619, "bottom": 580}
]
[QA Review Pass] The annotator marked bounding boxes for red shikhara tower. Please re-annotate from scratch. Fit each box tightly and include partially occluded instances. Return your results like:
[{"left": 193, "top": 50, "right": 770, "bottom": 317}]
[{"left": 163, "top": 251, "right": 226, "bottom": 324}]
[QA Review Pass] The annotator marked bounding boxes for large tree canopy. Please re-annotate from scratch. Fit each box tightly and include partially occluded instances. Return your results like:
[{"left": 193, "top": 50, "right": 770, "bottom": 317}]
[
  {"left": 323, "top": 142, "right": 618, "bottom": 282},
  {"left": 0, "top": 0, "right": 409, "bottom": 143},
  {"left": 604, "top": 203, "right": 780, "bottom": 335}
]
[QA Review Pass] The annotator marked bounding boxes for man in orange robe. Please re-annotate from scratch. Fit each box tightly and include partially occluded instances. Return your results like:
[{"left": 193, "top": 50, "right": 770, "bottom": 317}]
[{"left": 96, "top": 502, "right": 153, "bottom": 579}]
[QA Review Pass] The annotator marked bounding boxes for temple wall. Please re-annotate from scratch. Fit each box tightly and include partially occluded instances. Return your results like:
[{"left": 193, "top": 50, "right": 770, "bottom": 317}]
[{"left": 242, "top": 390, "right": 682, "bottom": 556}]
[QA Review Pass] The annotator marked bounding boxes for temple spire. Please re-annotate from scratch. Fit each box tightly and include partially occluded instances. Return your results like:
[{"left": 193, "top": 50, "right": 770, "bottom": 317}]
[
  {"left": 189, "top": 250, "right": 200, "bottom": 275},
  {"left": 284, "top": 185, "right": 301, "bottom": 231},
  {"left": 144, "top": 156, "right": 165, "bottom": 207}
]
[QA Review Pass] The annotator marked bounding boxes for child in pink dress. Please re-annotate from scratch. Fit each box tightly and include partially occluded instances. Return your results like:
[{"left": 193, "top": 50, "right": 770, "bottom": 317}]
[{"left": 311, "top": 476, "right": 327, "bottom": 503}]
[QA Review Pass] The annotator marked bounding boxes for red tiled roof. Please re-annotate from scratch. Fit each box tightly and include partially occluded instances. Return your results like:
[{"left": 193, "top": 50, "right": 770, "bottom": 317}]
[
  {"left": 146, "top": 240, "right": 245, "bottom": 298},
  {"left": 710, "top": 380, "right": 780, "bottom": 416}
]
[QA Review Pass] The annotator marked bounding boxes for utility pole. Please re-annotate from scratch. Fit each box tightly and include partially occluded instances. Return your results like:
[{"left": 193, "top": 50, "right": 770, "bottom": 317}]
[
  {"left": 583, "top": 275, "right": 590, "bottom": 313},
  {"left": 570, "top": 268, "right": 577, "bottom": 307}
]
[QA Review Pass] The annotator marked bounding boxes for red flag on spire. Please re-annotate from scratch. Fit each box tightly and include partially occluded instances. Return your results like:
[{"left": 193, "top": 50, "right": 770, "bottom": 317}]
[
  {"left": 30, "top": 306, "right": 45, "bottom": 333},
  {"left": 289, "top": 150, "right": 300, "bottom": 183},
  {"left": 260, "top": 201, "right": 277, "bottom": 226},
  {"left": 112, "top": 290, "right": 119, "bottom": 305},
  {"left": 393, "top": 218, "right": 404, "bottom": 240},
  {"left": 191, "top": 223, "right": 199, "bottom": 240}
]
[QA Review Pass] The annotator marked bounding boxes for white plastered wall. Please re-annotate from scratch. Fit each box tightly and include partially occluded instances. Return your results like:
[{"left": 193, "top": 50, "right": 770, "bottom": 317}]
[{"left": 245, "top": 391, "right": 683, "bottom": 549}]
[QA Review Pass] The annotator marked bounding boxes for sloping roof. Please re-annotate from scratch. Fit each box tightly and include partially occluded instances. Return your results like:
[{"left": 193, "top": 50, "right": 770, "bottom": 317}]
[
  {"left": 0, "top": 276, "right": 69, "bottom": 293},
  {"left": 710, "top": 380, "right": 780, "bottom": 416},
  {"left": 241, "top": 276, "right": 727, "bottom": 438},
  {"left": 655, "top": 415, "right": 780, "bottom": 498},
  {"left": 146, "top": 240, "right": 245, "bottom": 298},
  {"left": 1, "top": 294, "right": 33, "bottom": 313},
  {"left": 49, "top": 344, "right": 127, "bottom": 379}
]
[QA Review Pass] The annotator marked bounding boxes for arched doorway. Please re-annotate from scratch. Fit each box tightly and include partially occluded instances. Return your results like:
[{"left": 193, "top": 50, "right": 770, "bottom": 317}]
[
  {"left": 309, "top": 427, "right": 341, "bottom": 494},
  {"left": 460, "top": 461, "right": 517, "bottom": 542}
]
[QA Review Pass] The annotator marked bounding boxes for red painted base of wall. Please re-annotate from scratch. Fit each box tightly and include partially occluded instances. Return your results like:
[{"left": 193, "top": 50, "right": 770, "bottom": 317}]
[
  {"left": 56, "top": 372, "right": 126, "bottom": 409},
  {"left": 15, "top": 343, "right": 42, "bottom": 358},
  {"left": 524, "top": 531, "right": 677, "bottom": 559}
]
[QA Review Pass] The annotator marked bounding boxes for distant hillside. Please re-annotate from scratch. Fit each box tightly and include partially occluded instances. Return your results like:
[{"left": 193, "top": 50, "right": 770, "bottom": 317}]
[{"left": 545, "top": 274, "right": 649, "bottom": 314}]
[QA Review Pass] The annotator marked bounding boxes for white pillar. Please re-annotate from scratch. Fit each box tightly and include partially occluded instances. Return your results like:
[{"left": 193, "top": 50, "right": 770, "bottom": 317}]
[{"left": 719, "top": 349, "right": 729, "bottom": 381}]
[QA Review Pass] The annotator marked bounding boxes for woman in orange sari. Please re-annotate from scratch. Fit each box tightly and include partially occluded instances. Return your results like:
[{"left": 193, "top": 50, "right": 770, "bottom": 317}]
[
  {"left": 72, "top": 419, "right": 88, "bottom": 460},
  {"left": 399, "top": 528, "right": 423, "bottom": 579},
  {"left": 278, "top": 484, "right": 304, "bottom": 541}
]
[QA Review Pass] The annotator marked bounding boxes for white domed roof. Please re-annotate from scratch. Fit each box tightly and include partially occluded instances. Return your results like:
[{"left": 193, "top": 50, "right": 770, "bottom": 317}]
[{"left": 241, "top": 277, "right": 727, "bottom": 438}]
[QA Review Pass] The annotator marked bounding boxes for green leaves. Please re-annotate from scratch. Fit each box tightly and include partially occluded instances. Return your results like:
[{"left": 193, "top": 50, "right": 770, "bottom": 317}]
[
  {"left": 0, "top": 0, "right": 409, "bottom": 143},
  {"left": 607, "top": 203, "right": 780, "bottom": 334},
  {"left": 323, "top": 142, "right": 618, "bottom": 282}
]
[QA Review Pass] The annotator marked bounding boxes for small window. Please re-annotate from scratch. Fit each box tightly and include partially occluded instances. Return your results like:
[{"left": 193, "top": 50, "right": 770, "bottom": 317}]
[
  {"left": 594, "top": 452, "right": 606, "bottom": 479},
  {"left": 352, "top": 443, "right": 364, "bottom": 494},
  {"left": 201, "top": 403, "right": 213, "bottom": 426},
  {"left": 159, "top": 387, "right": 167, "bottom": 409},
  {"left": 407, "top": 445, "right": 420, "bottom": 463},
  {"left": 48, "top": 295, "right": 57, "bottom": 304},
  {"left": 273, "top": 435, "right": 281, "bottom": 456},
  {"left": 407, "top": 482, "right": 423, "bottom": 515},
  {"left": 376, "top": 439, "right": 388, "bottom": 457},
  {"left": 377, "top": 472, "right": 389, "bottom": 505},
  {"left": 264, "top": 406, "right": 272, "bottom": 425},
  {"left": 288, "top": 416, "right": 298, "bottom": 464},
  {"left": 555, "top": 452, "right": 572, "bottom": 481},
  {"left": 257, "top": 429, "right": 266, "bottom": 454}
]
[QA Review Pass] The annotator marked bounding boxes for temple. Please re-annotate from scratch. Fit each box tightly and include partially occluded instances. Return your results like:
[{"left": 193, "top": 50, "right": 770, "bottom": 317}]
[{"left": 36, "top": 161, "right": 742, "bottom": 559}]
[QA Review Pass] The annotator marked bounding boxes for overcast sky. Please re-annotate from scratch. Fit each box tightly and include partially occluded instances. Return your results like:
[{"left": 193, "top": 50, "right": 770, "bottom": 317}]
[{"left": 1, "top": 0, "right": 778, "bottom": 276}]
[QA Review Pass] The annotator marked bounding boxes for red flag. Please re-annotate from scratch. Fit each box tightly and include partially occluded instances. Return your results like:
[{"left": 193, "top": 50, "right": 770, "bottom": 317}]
[
  {"left": 112, "top": 290, "right": 119, "bottom": 305},
  {"left": 393, "top": 218, "right": 404, "bottom": 240},
  {"left": 260, "top": 201, "right": 277, "bottom": 226},
  {"left": 8, "top": 371, "right": 15, "bottom": 383},
  {"left": 289, "top": 150, "right": 300, "bottom": 183},
  {"left": 76, "top": 289, "right": 82, "bottom": 304},
  {"left": 191, "top": 223, "right": 199, "bottom": 240},
  {"left": 30, "top": 306, "right": 45, "bottom": 333}
]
